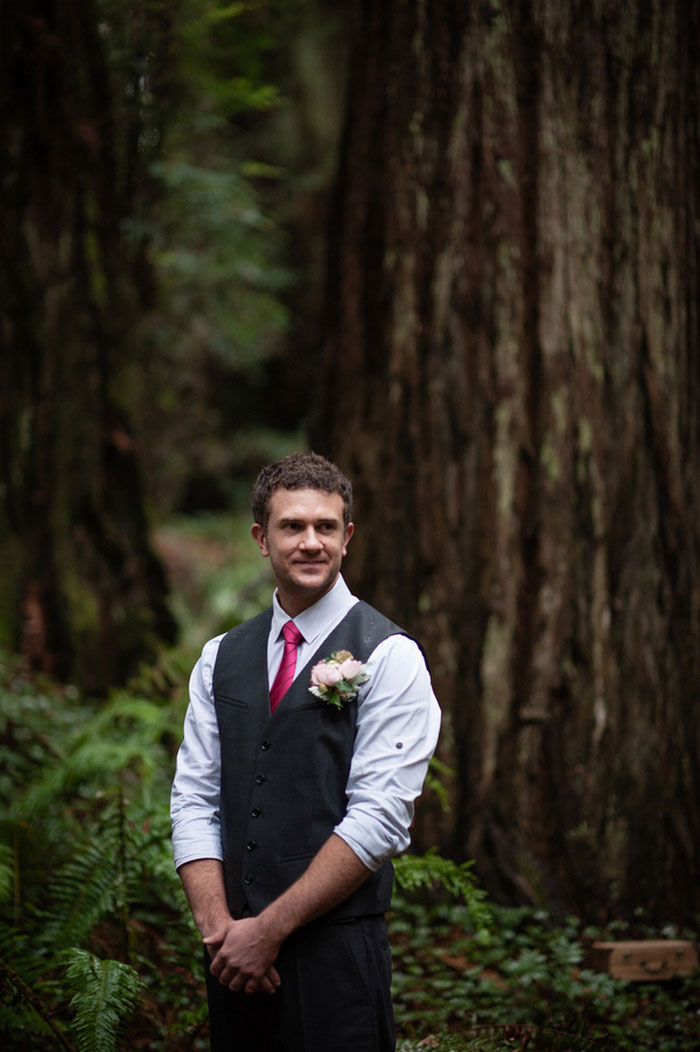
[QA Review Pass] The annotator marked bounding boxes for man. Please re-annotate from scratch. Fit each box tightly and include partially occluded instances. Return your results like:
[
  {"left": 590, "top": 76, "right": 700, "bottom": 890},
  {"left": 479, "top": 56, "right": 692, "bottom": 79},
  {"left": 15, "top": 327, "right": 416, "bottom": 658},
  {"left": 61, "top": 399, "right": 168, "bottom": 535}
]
[{"left": 171, "top": 452, "right": 440, "bottom": 1052}]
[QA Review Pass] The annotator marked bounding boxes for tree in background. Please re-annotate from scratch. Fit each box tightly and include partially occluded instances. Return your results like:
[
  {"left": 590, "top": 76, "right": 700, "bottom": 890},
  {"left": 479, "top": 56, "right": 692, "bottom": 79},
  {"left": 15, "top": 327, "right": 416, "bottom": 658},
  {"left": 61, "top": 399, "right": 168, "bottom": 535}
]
[
  {"left": 313, "top": 0, "right": 700, "bottom": 923},
  {"left": 0, "top": 0, "right": 178, "bottom": 690}
]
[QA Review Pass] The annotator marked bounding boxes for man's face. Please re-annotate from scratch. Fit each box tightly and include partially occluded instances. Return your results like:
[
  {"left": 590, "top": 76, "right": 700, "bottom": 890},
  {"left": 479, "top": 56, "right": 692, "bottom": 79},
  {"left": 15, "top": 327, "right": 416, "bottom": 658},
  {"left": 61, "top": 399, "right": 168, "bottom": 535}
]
[{"left": 251, "top": 488, "right": 354, "bottom": 616}]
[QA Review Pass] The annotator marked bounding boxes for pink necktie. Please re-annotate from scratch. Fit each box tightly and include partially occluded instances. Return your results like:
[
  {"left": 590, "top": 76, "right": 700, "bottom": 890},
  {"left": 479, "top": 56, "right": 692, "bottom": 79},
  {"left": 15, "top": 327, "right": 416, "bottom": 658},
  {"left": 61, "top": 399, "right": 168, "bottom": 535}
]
[{"left": 270, "top": 621, "right": 304, "bottom": 712}]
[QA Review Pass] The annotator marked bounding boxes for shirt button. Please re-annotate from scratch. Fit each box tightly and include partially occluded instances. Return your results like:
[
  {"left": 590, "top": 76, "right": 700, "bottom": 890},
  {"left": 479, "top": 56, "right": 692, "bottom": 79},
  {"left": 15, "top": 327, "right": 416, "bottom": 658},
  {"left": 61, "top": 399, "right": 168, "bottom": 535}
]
[
  {"left": 243, "top": 874, "right": 254, "bottom": 885},
  {"left": 261, "top": 740, "right": 271, "bottom": 750},
  {"left": 255, "top": 774, "right": 266, "bottom": 785},
  {"left": 246, "top": 841, "right": 257, "bottom": 851},
  {"left": 251, "top": 807, "right": 262, "bottom": 818}
]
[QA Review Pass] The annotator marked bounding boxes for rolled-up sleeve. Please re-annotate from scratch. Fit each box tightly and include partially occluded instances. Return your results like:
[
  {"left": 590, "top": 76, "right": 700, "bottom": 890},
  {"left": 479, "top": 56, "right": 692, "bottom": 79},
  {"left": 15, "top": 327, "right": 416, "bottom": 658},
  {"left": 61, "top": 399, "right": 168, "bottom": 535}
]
[
  {"left": 170, "top": 636, "right": 224, "bottom": 869},
  {"left": 334, "top": 634, "right": 441, "bottom": 870}
]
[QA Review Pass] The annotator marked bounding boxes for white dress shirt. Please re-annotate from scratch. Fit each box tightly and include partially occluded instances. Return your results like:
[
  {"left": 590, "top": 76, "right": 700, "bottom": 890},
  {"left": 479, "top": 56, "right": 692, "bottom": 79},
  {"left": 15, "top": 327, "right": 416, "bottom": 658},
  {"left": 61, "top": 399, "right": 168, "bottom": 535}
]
[{"left": 171, "top": 575, "right": 441, "bottom": 872}]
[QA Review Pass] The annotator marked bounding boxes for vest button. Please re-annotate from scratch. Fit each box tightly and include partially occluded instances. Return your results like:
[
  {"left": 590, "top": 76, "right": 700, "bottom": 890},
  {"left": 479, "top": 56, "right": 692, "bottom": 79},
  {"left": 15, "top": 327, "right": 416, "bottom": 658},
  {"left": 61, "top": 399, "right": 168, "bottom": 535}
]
[
  {"left": 251, "top": 807, "right": 262, "bottom": 817},
  {"left": 261, "top": 740, "right": 271, "bottom": 750},
  {"left": 246, "top": 840, "right": 257, "bottom": 851},
  {"left": 243, "top": 874, "right": 254, "bottom": 885},
  {"left": 255, "top": 774, "right": 266, "bottom": 785}
]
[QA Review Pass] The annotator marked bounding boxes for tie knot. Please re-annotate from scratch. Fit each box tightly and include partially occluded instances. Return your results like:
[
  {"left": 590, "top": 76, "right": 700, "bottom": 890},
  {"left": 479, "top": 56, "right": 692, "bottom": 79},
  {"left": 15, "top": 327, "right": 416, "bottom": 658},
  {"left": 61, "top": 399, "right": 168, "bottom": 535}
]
[{"left": 282, "top": 621, "right": 303, "bottom": 646}]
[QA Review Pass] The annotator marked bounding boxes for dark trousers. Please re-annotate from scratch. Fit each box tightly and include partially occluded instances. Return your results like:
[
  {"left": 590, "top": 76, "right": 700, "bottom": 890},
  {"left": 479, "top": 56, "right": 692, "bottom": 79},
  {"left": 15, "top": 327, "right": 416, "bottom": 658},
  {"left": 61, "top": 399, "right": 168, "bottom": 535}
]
[{"left": 204, "top": 915, "right": 395, "bottom": 1052}]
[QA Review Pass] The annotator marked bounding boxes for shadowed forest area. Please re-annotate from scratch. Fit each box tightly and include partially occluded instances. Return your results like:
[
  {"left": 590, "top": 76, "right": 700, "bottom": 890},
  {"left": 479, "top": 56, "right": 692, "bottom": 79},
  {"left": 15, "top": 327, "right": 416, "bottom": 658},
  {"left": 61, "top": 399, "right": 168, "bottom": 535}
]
[{"left": 1, "top": 1, "right": 699, "bottom": 1050}]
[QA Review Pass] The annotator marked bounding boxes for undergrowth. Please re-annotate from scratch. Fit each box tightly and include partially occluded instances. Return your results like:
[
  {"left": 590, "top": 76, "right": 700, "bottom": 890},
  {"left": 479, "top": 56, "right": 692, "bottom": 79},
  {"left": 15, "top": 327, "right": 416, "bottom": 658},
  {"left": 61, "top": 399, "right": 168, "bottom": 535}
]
[
  {"left": 1, "top": 649, "right": 698, "bottom": 1052},
  {"left": 390, "top": 896, "right": 700, "bottom": 1050}
]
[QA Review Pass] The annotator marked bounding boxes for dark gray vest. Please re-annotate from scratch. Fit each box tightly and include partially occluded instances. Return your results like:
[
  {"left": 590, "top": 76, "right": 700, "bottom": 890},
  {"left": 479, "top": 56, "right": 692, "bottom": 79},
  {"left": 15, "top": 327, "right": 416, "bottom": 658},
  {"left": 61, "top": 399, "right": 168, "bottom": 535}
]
[{"left": 212, "top": 600, "right": 409, "bottom": 920}]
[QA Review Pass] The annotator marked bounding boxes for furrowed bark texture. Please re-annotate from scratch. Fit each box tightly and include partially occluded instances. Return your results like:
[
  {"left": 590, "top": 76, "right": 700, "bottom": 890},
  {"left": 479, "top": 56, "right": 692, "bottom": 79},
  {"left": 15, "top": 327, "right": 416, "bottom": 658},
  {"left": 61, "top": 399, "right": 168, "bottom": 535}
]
[
  {"left": 0, "top": 0, "right": 176, "bottom": 690},
  {"left": 312, "top": 0, "right": 700, "bottom": 922}
]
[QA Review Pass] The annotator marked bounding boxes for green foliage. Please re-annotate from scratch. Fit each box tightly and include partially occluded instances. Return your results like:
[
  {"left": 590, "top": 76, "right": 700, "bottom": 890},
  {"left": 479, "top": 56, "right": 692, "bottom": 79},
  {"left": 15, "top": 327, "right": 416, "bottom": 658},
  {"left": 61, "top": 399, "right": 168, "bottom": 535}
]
[
  {"left": 115, "top": 0, "right": 301, "bottom": 518},
  {"left": 63, "top": 950, "right": 140, "bottom": 1052},
  {"left": 146, "top": 157, "right": 289, "bottom": 372},
  {"left": 0, "top": 650, "right": 198, "bottom": 1051},
  {"left": 396, "top": 1025, "right": 602, "bottom": 1051},
  {"left": 154, "top": 509, "right": 277, "bottom": 649},
  {"left": 423, "top": 755, "right": 454, "bottom": 814},
  {"left": 390, "top": 898, "right": 700, "bottom": 1051},
  {"left": 394, "top": 850, "right": 492, "bottom": 944},
  {"left": 46, "top": 831, "right": 126, "bottom": 952},
  {"left": 151, "top": 0, "right": 294, "bottom": 363}
]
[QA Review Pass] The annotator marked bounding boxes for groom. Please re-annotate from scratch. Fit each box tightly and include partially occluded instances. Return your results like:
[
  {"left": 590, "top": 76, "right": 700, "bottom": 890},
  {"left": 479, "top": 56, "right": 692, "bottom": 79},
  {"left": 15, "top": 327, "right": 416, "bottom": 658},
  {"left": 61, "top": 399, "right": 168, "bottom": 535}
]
[{"left": 171, "top": 452, "right": 440, "bottom": 1051}]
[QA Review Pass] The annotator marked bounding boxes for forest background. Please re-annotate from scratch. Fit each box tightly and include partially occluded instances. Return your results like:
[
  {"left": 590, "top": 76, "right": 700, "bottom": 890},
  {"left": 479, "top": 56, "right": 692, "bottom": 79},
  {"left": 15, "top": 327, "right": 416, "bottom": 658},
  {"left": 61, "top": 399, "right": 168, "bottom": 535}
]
[{"left": 1, "top": 1, "right": 699, "bottom": 1050}]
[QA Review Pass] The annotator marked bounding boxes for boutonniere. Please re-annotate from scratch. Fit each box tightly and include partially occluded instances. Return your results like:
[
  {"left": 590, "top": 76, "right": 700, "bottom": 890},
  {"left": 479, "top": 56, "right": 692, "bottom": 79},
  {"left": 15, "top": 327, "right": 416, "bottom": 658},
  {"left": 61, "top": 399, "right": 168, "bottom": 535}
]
[{"left": 309, "top": 650, "right": 370, "bottom": 710}]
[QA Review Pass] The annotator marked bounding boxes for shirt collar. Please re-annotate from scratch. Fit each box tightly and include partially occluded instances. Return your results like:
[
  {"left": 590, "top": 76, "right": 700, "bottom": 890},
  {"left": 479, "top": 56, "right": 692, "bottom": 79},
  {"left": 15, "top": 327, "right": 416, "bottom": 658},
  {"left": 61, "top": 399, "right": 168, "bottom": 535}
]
[{"left": 271, "top": 575, "right": 355, "bottom": 646}]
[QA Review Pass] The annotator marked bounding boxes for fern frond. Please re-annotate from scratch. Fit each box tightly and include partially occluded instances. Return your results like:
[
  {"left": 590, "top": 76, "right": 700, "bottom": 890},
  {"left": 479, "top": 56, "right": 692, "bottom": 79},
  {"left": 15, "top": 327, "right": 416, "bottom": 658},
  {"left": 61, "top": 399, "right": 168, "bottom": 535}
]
[
  {"left": 12, "top": 696, "right": 173, "bottom": 821},
  {"left": 44, "top": 830, "right": 121, "bottom": 949},
  {"left": 393, "top": 849, "right": 492, "bottom": 939},
  {"left": 121, "top": 813, "right": 185, "bottom": 911},
  {"left": 62, "top": 948, "right": 139, "bottom": 1052}
]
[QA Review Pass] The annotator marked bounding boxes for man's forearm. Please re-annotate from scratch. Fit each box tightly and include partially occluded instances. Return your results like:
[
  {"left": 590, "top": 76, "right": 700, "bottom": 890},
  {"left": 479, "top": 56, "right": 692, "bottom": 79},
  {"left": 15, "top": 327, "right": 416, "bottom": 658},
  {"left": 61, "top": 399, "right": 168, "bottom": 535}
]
[
  {"left": 177, "top": 857, "right": 231, "bottom": 937},
  {"left": 179, "top": 836, "right": 372, "bottom": 995},
  {"left": 257, "top": 833, "right": 372, "bottom": 943}
]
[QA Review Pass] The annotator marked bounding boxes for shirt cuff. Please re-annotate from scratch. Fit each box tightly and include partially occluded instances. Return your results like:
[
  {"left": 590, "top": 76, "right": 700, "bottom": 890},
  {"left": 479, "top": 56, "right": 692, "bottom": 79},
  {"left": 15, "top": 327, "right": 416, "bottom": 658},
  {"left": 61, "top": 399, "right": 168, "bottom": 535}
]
[
  {"left": 332, "top": 814, "right": 406, "bottom": 872},
  {"left": 172, "top": 827, "right": 223, "bottom": 870}
]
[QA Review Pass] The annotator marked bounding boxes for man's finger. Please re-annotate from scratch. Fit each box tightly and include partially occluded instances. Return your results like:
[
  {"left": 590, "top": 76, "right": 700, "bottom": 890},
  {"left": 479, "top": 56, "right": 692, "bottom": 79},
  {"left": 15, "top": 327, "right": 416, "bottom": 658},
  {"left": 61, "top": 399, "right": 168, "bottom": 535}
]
[
  {"left": 216, "top": 963, "right": 238, "bottom": 986},
  {"left": 228, "top": 970, "right": 251, "bottom": 993},
  {"left": 247, "top": 975, "right": 277, "bottom": 996}
]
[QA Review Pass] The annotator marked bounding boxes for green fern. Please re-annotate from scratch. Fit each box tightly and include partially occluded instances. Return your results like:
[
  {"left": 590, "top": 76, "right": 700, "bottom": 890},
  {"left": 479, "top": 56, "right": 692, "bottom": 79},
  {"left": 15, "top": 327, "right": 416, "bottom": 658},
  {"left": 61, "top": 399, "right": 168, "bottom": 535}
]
[
  {"left": 44, "top": 830, "right": 123, "bottom": 950},
  {"left": 0, "top": 651, "right": 187, "bottom": 1048},
  {"left": 393, "top": 849, "right": 492, "bottom": 941},
  {"left": 62, "top": 949, "right": 139, "bottom": 1052},
  {"left": 13, "top": 695, "right": 174, "bottom": 821}
]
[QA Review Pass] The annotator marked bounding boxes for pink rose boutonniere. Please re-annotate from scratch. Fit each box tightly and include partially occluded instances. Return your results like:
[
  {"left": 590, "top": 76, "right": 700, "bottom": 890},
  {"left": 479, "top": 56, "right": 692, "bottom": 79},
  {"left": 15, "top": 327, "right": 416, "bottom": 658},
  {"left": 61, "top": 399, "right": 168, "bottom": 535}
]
[{"left": 309, "top": 649, "right": 370, "bottom": 710}]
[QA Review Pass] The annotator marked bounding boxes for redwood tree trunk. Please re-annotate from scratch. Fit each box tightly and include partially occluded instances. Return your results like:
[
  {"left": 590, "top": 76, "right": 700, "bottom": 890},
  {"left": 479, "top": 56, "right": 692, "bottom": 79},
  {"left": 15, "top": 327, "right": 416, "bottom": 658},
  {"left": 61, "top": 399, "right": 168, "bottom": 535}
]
[
  {"left": 312, "top": 0, "right": 700, "bottom": 922},
  {"left": 0, "top": 0, "right": 176, "bottom": 690}
]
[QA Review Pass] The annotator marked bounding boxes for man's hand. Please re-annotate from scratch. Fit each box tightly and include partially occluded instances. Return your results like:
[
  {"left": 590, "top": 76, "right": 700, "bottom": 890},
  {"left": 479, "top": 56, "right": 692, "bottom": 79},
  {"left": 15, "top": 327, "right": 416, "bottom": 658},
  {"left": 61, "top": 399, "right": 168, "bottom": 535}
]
[
  {"left": 177, "top": 859, "right": 281, "bottom": 995},
  {"left": 178, "top": 837, "right": 372, "bottom": 997},
  {"left": 204, "top": 916, "right": 282, "bottom": 996}
]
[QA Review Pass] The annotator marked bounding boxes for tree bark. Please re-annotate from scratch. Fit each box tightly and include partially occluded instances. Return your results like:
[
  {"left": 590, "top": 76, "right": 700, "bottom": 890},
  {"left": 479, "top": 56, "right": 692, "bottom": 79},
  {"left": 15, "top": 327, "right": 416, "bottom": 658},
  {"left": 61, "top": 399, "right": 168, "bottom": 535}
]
[
  {"left": 0, "top": 0, "right": 176, "bottom": 690},
  {"left": 312, "top": 0, "right": 700, "bottom": 922}
]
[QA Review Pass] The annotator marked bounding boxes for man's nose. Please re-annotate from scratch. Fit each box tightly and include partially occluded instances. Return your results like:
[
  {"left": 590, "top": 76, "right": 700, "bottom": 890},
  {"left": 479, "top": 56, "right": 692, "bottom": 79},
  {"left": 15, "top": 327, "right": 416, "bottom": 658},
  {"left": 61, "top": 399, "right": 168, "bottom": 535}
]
[{"left": 299, "top": 527, "right": 322, "bottom": 549}]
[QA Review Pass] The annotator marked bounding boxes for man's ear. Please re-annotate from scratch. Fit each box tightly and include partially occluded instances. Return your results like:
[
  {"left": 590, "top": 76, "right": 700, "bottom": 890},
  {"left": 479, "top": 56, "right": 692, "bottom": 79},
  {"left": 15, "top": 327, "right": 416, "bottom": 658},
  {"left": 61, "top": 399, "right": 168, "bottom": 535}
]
[
  {"left": 342, "top": 521, "right": 354, "bottom": 557},
  {"left": 251, "top": 523, "right": 268, "bottom": 556}
]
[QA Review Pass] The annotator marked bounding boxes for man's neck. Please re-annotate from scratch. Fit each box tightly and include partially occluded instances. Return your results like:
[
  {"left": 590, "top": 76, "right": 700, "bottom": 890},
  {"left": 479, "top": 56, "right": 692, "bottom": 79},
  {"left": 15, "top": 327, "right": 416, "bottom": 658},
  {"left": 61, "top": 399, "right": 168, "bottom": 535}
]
[{"left": 275, "top": 575, "right": 341, "bottom": 619}]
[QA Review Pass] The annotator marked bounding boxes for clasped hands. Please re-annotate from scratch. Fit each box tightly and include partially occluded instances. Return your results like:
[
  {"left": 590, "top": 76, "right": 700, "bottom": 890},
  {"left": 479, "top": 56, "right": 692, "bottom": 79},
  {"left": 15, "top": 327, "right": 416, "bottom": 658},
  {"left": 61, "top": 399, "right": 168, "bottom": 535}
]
[{"left": 205, "top": 915, "right": 282, "bottom": 996}]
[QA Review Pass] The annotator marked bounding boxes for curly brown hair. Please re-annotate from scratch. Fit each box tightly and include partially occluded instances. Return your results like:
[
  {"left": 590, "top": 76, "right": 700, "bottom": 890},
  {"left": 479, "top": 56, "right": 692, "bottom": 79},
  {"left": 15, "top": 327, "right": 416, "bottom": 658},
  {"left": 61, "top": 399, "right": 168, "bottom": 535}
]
[{"left": 251, "top": 452, "right": 353, "bottom": 528}]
